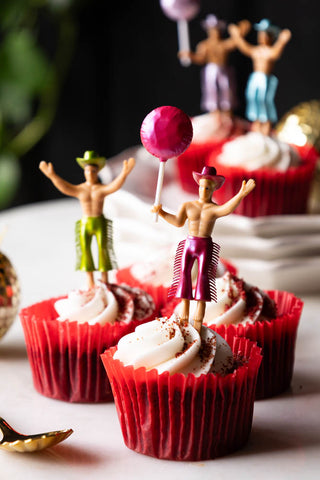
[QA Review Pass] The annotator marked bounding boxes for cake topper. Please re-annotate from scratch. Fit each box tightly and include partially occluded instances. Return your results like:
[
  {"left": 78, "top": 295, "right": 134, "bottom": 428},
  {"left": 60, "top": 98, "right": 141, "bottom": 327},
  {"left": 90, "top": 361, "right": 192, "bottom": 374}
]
[
  {"left": 140, "top": 106, "right": 193, "bottom": 221},
  {"left": 152, "top": 166, "right": 255, "bottom": 332},
  {"left": 39, "top": 151, "right": 135, "bottom": 289},
  {"left": 228, "top": 18, "right": 291, "bottom": 135},
  {"left": 179, "top": 15, "right": 250, "bottom": 127},
  {"left": 160, "top": 0, "right": 201, "bottom": 66}
]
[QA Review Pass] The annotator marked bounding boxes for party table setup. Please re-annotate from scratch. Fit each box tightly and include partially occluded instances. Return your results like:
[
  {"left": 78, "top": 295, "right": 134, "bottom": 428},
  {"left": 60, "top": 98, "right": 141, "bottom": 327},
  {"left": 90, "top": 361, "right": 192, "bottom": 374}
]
[{"left": 1, "top": 0, "right": 320, "bottom": 478}]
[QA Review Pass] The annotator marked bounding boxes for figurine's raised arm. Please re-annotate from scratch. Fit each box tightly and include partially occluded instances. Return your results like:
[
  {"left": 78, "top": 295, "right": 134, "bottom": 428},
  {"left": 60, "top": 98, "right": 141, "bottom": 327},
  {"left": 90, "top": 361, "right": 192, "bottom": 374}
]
[
  {"left": 228, "top": 23, "right": 254, "bottom": 57},
  {"left": 271, "top": 28, "right": 291, "bottom": 59},
  {"left": 101, "top": 157, "right": 135, "bottom": 196},
  {"left": 214, "top": 179, "right": 256, "bottom": 217},
  {"left": 151, "top": 203, "right": 188, "bottom": 228},
  {"left": 39, "top": 161, "right": 80, "bottom": 198}
]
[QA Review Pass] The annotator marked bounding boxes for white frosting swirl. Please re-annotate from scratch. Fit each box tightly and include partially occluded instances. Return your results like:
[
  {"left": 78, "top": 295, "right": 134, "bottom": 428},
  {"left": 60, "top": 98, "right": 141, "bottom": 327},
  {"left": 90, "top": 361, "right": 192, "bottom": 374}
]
[
  {"left": 205, "top": 272, "right": 276, "bottom": 327},
  {"left": 217, "top": 132, "right": 300, "bottom": 171},
  {"left": 114, "top": 315, "right": 234, "bottom": 377},
  {"left": 55, "top": 284, "right": 119, "bottom": 326}
]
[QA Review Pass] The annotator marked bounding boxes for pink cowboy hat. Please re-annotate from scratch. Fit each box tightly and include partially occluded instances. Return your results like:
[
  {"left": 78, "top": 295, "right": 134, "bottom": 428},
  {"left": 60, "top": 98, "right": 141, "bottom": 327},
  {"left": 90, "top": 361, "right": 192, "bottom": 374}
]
[{"left": 192, "top": 166, "right": 225, "bottom": 190}]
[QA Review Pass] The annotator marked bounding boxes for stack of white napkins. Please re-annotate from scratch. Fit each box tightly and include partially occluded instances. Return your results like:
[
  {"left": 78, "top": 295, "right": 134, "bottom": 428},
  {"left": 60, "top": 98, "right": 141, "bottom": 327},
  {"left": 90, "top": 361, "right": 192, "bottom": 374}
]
[{"left": 102, "top": 147, "right": 320, "bottom": 295}]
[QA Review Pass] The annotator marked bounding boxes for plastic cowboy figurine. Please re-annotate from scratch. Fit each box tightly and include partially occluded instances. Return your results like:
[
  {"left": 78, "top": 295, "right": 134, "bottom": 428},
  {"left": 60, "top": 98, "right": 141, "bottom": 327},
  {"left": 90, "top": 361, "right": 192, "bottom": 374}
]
[
  {"left": 152, "top": 166, "right": 255, "bottom": 332},
  {"left": 229, "top": 18, "right": 291, "bottom": 135},
  {"left": 39, "top": 151, "right": 135, "bottom": 289},
  {"left": 179, "top": 15, "right": 250, "bottom": 127}
]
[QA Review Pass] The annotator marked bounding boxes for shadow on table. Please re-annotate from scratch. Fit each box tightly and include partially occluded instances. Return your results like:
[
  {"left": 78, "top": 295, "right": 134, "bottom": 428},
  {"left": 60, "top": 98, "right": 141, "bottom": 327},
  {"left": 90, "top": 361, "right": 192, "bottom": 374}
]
[
  {"left": 241, "top": 423, "right": 320, "bottom": 457},
  {"left": 0, "top": 342, "right": 27, "bottom": 360},
  {"left": 11, "top": 443, "right": 106, "bottom": 466}
]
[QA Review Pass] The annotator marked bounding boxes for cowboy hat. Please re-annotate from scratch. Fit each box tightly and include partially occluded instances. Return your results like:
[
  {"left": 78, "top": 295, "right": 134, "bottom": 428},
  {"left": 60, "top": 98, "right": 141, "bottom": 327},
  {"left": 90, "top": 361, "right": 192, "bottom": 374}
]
[
  {"left": 76, "top": 150, "right": 106, "bottom": 170},
  {"left": 192, "top": 166, "right": 225, "bottom": 189}
]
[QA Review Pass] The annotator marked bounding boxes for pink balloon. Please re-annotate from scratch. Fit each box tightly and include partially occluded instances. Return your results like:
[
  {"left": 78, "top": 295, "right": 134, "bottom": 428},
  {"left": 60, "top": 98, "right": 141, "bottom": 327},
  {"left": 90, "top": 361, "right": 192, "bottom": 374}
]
[
  {"left": 160, "top": 0, "right": 201, "bottom": 22},
  {"left": 140, "top": 106, "right": 193, "bottom": 161}
]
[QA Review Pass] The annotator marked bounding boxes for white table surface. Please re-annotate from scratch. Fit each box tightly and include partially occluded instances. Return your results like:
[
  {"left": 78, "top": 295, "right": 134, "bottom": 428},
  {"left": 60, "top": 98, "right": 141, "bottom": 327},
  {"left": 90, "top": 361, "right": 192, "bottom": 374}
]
[{"left": 0, "top": 195, "right": 320, "bottom": 480}]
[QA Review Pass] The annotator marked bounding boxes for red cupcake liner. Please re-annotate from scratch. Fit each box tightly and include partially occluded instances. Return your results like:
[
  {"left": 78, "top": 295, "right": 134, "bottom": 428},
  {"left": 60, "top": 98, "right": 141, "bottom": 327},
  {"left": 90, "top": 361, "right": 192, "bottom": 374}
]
[
  {"left": 209, "top": 144, "right": 318, "bottom": 217},
  {"left": 101, "top": 337, "right": 262, "bottom": 461},
  {"left": 19, "top": 295, "right": 155, "bottom": 403},
  {"left": 210, "top": 290, "right": 303, "bottom": 399}
]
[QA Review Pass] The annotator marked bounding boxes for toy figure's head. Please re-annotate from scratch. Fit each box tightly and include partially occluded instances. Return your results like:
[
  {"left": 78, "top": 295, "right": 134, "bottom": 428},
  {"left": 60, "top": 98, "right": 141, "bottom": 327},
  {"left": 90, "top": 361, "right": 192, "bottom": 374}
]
[
  {"left": 201, "top": 14, "right": 226, "bottom": 39},
  {"left": 76, "top": 150, "right": 106, "bottom": 171},
  {"left": 254, "top": 19, "right": 280, "bottom": 45},
  {"left": 193, "top": 166, "right": 225, "bottom": 200},
  {"left": 83, "top": 164, "right": 100, "bottom": 184}
]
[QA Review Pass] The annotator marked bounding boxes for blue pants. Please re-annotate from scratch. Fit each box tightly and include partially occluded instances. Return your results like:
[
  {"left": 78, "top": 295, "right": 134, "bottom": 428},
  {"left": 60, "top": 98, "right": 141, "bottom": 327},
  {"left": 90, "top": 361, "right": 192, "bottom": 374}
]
[{"left": 245, "top": 72, "right": 278, "bottom": 123}]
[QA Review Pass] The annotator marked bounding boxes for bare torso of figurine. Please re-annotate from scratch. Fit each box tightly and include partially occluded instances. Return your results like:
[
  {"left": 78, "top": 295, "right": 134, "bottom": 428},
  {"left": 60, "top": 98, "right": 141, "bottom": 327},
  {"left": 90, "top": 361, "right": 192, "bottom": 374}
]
[
  {"left": 184, "top": 200, "right": 218, "bottom": 237},
  {"left": 77, "top": 183, "right": 106, "bottom": 217},
  {"left": 251, "top": 46, "right": 276, "bottom": 75},
  {"left": 197, "top": 38, "right": 231, "bottom": 66}
]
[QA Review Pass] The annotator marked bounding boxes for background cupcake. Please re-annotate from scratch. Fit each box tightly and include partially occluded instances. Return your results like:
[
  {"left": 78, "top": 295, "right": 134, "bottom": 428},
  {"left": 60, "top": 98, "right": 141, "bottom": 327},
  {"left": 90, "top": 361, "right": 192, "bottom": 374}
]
[
  {"left": 208, "top": 132, "right": 318, "bottom": 217},
  {"left": 101, "top": 315, "right": 262, "bottom": 460},
  {"left": 20, "top": 282, "right": 155, "bottom": 403}
]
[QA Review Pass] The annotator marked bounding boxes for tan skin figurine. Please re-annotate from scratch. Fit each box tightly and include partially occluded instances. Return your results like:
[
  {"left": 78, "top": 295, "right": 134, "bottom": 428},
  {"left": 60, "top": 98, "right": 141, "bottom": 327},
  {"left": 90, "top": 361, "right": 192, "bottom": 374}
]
[
  {"left": 179, "top": 15, "right": 250, "bottom": 126},
  {"left": 228, "top": 19, "right": 291, "bottom": 135},
  {"left": 152, "top": 166, "right": 255, "bottom": 332},
  {"left": 39, "top": 152, "right": 135, "bottom": 289}
]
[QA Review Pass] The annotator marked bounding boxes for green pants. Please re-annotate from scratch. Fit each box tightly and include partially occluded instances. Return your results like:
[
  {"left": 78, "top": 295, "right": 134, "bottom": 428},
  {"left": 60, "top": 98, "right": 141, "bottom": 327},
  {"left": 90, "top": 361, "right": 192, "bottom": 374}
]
[{"left": 75, "top": 215, "right": 117, "bottom": 272}]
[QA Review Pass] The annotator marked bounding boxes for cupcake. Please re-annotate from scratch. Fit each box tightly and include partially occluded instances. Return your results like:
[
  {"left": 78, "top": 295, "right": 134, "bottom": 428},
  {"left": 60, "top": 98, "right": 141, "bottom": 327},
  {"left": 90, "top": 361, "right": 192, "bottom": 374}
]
[
  {"left": 203, "top": 272, "right": 303, "bottom": 399},
  {"left": 116, "top": 244, "right": 237, "bottom": 313},
  {"left": 19, "top": 283, "right": 155, "bottom": 403},
  {"left": 101, "top": 315, "right": 262, "bottom": 460},
  {"left": 176, "top": 113, "right": 249, "bottom": 195},
  {"left": 208, "top": 132, "right": 318, "bottom": 216}
]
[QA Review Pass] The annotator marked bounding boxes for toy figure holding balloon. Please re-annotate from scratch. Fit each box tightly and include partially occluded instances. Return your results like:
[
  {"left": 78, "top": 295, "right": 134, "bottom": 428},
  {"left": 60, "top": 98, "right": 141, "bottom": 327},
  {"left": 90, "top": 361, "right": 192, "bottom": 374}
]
[
  {"left": 178, "top": 15, "right": 251, "bottom": 128},
  {"left": 39, "top": 152, "right": 135, "bottom": 289},
  {"left": 141, "top": 105, "right": 255, "bottom": 332}
]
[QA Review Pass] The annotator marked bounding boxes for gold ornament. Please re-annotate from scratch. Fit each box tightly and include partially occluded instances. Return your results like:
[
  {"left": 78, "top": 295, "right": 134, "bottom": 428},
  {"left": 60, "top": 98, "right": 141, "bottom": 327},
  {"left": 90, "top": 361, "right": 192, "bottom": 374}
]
[
  {"left": 276, "top": 100, "right": 320, "bottom": 213},
  {"left": 0, "top": 251, "right": 20, "bottom": 339},
  {"left": 276, "top": 99, "right": 320, "bottom": 151}
]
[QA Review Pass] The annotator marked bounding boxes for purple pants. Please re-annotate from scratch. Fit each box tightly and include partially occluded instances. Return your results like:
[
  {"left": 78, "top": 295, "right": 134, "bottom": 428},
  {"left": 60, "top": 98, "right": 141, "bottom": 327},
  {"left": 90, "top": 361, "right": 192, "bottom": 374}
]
[
  {"left": 168, "top": 236, "right": 220, "bottom": 302},
  {"left": 201, "top": 63, "right": 236, "bottom": 112}
]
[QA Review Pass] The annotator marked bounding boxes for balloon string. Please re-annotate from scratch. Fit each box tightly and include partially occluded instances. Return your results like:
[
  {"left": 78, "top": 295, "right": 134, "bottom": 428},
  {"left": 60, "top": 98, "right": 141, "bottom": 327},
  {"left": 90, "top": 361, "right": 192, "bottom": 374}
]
[
  {"left": 154, "top": 161, "right": 166, "bottom": 222},
  {"left": 177, "top": 20, "right": 191, "bottom": 67}
]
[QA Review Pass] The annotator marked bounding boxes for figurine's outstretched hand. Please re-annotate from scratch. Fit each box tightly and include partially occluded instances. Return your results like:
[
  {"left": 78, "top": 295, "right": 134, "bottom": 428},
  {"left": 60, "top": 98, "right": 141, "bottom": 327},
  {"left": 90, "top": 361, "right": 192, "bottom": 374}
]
[
  {"left": 122, "top": 157, "right": 135, "bottom": 176},
  {"left": 238, "top": 19, "right": 251, "bottom": 36},
  {"left": 278, "top": 29, "right": 292, "bottom": 44},
  {"left": 239, "top": 179, "right": 256, "bottom": 197},
  {"left": 151, "top": 204, "right": 162, "bottom": 214},
  {"left": 39, "top": 161, "right": 55, "bottom": 178},
  {"left": 228, "top": 23, "right": 241, "bottom": 38}
]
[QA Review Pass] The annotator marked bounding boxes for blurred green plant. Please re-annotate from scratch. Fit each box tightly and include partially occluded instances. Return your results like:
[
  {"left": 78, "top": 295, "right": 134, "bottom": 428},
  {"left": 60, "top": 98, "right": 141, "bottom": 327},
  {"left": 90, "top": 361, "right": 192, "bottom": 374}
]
[{"left": 0, "top": 0, "right": 78, "bottom": 208}]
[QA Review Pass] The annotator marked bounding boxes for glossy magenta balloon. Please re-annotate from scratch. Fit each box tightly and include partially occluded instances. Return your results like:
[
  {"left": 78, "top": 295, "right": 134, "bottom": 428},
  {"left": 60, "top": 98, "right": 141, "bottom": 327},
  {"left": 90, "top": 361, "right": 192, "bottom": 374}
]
[
  {"left": 140, "top": 106, "right": 193, "bottom": 161},
  {"left": 160, "top": 0, "right": 201, "bottom": 21}
]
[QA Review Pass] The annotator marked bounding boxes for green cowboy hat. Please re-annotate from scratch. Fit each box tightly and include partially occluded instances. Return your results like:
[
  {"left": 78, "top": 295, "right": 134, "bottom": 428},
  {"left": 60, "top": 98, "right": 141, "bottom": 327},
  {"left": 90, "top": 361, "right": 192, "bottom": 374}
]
[{"left": 76, "top": 150, "right": 106, "bottom": 170}]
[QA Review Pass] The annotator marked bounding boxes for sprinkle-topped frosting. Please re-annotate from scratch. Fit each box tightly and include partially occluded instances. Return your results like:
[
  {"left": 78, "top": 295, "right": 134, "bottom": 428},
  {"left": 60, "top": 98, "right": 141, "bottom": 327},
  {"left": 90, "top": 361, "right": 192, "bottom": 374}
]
[
  {"left": 54, "top": 283, "right": 155, "bottom": 326},
  {"left": 217, "top": 132, "right": 300, "bottom": 171},
  {"left": 205, "top": 272, "right": 277, "bottom": 327},
  {"left": 114, "top": 314, "right": 234, "bottom": 377}
]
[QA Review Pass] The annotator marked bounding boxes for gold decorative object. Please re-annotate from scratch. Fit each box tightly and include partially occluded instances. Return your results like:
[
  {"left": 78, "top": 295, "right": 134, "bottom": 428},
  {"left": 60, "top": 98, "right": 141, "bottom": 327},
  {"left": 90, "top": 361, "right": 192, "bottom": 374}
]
[
  {"left": 0, "top": 417, "right": 73, "bottom": 453},
  {"left": 276, "top": 100, "right": 320, "bottom": 213},
  {"left": 0, "top": 251, "right": 20, "bottom": 340},
  {"left": 276, "top": 99, "right": 320, "bottom": 151}
]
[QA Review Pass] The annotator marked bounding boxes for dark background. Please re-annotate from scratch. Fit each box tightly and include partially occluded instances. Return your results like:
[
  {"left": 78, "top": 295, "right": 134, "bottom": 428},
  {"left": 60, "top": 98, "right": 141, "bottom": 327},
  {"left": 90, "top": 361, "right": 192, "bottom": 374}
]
[{"left": 12, "top": 0, "right": 320, "bottom": 207}]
